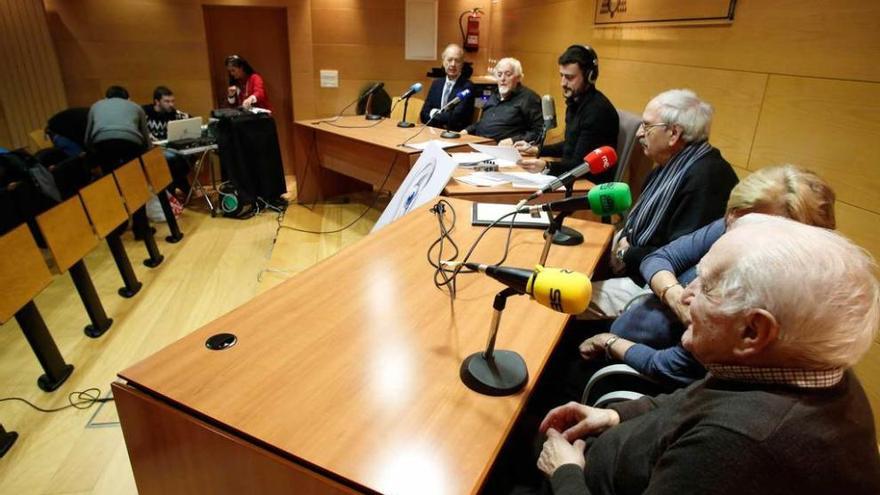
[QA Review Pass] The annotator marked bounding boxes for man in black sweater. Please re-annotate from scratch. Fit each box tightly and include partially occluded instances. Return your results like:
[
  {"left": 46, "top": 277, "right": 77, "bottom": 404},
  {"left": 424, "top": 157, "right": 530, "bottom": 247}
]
[
  {"left": 516, "top": 45, "right": 619, "bottom": 183},
  {"left": 537, "top": 216, "right": 880, "bottom": 494},
  {"left": 462, "top": 57, "right": 543, "bottom": 143}
]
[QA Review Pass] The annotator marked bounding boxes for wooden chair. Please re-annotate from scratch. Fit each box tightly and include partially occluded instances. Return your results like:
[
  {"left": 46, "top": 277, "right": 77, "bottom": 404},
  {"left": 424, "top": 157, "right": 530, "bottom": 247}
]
[
  {"left": 139, "top": 147, "right": 183, "bottom": 243},
  {"left": 0, "top": 224, "right": 75, "bottom": 391},
  {"left": 114, "top": 158, "right": 164, "bottom": 267},
  {"left": 36, "top": 196, "right": 113, "bottom": 338},
  {"left": 391, "top": 96, "right": 425, "bottom": 126},
  {"left": 79, "top": 175, "right": 143, "bottom": 298},
  {"left": 27, "top": 129, "right": 52, "bottom": 154}
]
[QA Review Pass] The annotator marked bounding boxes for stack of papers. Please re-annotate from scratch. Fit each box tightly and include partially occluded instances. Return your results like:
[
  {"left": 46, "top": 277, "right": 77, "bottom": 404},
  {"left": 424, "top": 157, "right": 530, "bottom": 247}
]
[
  {"left": 455, "top": 171, "right": 560, "bottom": 189},
  {"left": 404, "top": 139, "right": 462, "bottom": 151}
]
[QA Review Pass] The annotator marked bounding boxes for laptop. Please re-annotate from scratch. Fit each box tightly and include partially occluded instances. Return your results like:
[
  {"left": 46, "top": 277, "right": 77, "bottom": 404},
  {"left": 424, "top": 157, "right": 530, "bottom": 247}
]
[{"left": 167, "top": 117, "right": 203, "bottom": 143}]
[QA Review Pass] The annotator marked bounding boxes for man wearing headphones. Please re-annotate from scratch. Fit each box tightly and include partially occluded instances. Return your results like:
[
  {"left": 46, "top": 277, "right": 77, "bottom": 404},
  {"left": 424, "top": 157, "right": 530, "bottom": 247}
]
[{"left": 516, "top": 45, "right": 619, "bottom": 183}]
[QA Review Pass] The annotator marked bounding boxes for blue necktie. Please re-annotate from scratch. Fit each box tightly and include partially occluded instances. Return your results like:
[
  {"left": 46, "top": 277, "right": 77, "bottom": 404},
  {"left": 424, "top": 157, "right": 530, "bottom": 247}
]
[{"left": 441, "top": 81, "right": 453, "bottom": 107}]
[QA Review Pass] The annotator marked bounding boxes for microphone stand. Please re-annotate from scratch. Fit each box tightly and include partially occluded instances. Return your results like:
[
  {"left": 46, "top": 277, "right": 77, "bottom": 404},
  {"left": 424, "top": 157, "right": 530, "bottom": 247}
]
[
  {"left": 440, "top": 121, "right": 460, "bottom": 139},
  {"left": 546, "top": 184, "right": 584, "bottom": 247},
  {"left": 397, "top": 96, "right": 415, "bottom": 128},
  {"left": 364, "top": 93, "right": 382, "bottom": 121},
  {"left": 460, "top": 287, "right": 529, "bottom": 396}
]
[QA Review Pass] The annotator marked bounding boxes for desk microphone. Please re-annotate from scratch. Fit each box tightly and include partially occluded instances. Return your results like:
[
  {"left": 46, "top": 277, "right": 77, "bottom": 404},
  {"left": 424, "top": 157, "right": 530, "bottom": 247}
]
[
  {"left": 465, "top": 262, "right": 592, "bottom": 314},
  {"left": 400, "top": 82, "right": 423, "bottom": 100},
  {"left": 440, "top": 89, "right": 471, "bottom": 112},
  {"left": 520, "top": 182, "right": 632, "bottom": 217},
  {"left": 515, "top": 146, "right": 618, "bottom": 209}
]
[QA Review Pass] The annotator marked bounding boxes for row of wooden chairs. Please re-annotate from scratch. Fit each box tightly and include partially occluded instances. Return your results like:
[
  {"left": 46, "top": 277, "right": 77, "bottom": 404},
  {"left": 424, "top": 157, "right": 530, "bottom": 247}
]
[{"left": 1, "top": 149, "right": 183, "bottom": 456}]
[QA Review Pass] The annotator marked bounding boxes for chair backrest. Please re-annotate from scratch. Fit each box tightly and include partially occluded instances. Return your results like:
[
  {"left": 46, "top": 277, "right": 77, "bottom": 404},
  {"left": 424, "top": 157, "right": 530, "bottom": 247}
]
[
  {"left": 139, "top": 148, "right": 173, "bottom": 191},
  {"left": 0, "top": 224, "right": 54, "bottom": 323},
  {"left": 390, "top": 97, "right": 425, "bottom": 123},
  {"left": 35, "top": 196, "right": 99, "bottom": 273},
  {"left": 113, "top": 158, "right": 151, "bottom": 214},
  {"left": 614, "top": 109, "right": 642, "bottom": 183},
  {"left": 28, "top": 129, "right": 53, "bottom": 154},
  {"left": 79, "top": 174, "right": 129, "bottom": 238}
]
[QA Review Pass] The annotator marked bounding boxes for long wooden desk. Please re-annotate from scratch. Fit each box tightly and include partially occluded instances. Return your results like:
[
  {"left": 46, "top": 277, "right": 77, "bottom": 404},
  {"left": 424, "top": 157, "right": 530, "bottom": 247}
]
[
  {"left": 293, "top": 116, "right": 492, "bottom": 203},
  {"left": 113, "top": 197, "right": 614, "bottom": 495}
]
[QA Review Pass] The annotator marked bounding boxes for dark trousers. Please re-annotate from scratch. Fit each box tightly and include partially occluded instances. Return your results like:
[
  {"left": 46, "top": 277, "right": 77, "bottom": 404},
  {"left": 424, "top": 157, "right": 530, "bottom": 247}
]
[{"left": 90, "top": 139, "right": 145, "bottom": 174}]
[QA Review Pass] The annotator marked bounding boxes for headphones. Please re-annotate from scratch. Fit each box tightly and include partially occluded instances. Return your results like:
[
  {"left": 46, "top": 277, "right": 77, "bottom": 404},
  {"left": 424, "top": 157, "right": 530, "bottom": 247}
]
[{"left": 565, "top": 44, "right": 599, "bottom": 85}]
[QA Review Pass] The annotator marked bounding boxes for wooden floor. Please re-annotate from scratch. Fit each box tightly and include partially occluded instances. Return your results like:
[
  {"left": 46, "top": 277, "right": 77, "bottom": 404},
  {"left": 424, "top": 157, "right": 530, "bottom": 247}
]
[{"left": 0, "top": 190, "right": 382, "bottom": 494}]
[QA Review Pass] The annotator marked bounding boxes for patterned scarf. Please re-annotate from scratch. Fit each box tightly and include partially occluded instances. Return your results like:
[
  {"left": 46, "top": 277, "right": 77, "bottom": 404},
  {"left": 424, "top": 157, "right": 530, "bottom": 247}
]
[{"left": 623, "top": 140, "right": 714, "bottom": 246}]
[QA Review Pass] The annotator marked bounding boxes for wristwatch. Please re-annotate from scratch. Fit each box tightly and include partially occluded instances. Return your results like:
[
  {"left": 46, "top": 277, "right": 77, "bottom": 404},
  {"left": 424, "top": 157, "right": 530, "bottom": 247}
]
[
  {"left": 604, "top": 336, "right": 620, "bottom": 360},
  {"left": 615, "top": 247, "right": 627, "bottom": 262}
]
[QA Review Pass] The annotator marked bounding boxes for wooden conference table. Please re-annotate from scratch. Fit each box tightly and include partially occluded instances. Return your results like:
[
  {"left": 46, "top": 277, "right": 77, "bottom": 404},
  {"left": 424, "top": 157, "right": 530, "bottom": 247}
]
[
  {"left": 113, "top": 197, "right": 614, "bottom": 495},
  {"left": 292, "top": 116, "right": 594, "bottom": 205}
]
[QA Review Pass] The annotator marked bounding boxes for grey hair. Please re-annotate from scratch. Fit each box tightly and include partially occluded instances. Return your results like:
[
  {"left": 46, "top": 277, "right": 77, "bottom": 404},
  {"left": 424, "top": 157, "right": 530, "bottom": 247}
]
[
  {"left": 495, "top": 57, "right": 524, "bottom": 79},
  {"left": 709, "top": 214, "right": 879, "bottom": 369},
  {"left": 646, "top": 89, "right": 713, "bottom": 143}
]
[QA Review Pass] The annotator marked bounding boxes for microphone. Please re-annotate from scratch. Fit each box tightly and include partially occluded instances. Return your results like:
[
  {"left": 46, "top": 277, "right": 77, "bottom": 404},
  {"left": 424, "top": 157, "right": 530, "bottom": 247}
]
[
  {"left": 517, "top": 146, "right": 618, "bottom": 208},
  {"left": 440, "top": 88, "right": 471, "bottom": 112},
  {"left": 466, "top": 262, "right": 592, "bottom": 314},
  {"left": 520, "top": 182, "right": 632, "bottom": 217},
  {"left": 363, "top": 82, "right": 385, "bottom": 98},
  {"left": 541, "top": 95, "right": 557, "bottom": 131},
  {"left": 400, "top": 82, "right": 423, "bottom": 100}
]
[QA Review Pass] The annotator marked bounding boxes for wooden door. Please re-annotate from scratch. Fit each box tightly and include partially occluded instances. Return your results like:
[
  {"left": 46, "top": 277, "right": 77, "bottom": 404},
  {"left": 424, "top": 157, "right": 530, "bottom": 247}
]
[{"left": 203, "top": 6, "right": 294, "bottom": 175}]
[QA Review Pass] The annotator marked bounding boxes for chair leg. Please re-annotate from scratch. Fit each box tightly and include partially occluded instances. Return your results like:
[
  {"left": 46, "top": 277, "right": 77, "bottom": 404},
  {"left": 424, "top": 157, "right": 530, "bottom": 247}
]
[
  {"left": 106, "top": 234, "right": 142, "bottom": 298},
  {"left": 69, "top": 260, "right": 113, "bottom": 338},
  {"left": 14, "top": 301, "right": 74, "bottom": 392},
  {"left": 157, "top": 190, "right": 184, "bottom": 243},
  {"left": 133, "top": 208, "right": 163, "bottom": 267}
]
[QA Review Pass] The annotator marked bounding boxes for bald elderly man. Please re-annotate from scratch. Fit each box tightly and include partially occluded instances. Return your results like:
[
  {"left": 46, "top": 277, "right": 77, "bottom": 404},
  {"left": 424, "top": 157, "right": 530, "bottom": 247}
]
[{"left": 537, "top": 214, "right": 880, "bottom": 495}]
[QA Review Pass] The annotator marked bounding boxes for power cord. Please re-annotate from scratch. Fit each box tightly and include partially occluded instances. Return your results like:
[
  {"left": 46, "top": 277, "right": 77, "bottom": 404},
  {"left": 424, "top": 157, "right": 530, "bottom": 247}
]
[
  {"left": 427, "top": 200, "right": 521, "bottom": 298},
  {"left": 0, "top": 388, "right": 112, "bottom": 414},
  {"left": 279, "top": 154, "right": 398, "bottom": 234}
]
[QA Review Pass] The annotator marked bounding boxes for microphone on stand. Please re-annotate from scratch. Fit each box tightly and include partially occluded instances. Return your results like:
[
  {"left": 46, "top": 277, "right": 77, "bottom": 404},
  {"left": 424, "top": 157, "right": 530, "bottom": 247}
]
[
  {"left": 397, "top": 82, "right": 423, "bottom": 128},
  {"left": 537, "top": 94, "right": 557, "bottom": 156},
  {"left": 364, "top": 82, "right": 386, "bottom": 121}
]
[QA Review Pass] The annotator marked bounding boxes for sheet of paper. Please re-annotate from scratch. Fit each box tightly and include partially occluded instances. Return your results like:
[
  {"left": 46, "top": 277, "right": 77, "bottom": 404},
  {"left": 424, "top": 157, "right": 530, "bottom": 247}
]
[
  {"left": 404, "top": 139, "right": 462, "bottom": 151},
  {"left": 454, "top": 173, "right": 511, "bottom": 187},
  {"left": 473, "top": 203, "right": 551, "bottom": 227},
  {"left": 468, "top": 143, "right": 523, "bottom": 163},
  {"left": 449, "top": 152, "right": 494, "bottom": 165},
  {"left": 481, "top": 171, "right": 560, "bottom": 189}
]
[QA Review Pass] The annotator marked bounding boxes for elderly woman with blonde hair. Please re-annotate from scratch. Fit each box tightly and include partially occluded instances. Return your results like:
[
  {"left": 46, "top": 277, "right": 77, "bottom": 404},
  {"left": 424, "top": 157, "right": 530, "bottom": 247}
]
[{"left": 578, "top": 164, "right": 837, "bottom": 387}]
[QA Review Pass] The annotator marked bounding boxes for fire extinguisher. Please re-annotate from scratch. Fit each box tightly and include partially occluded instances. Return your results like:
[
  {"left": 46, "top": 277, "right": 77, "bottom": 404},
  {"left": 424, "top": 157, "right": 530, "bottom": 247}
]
[{"left": 460, "top": 8, "right": 484, "bottom": 52}]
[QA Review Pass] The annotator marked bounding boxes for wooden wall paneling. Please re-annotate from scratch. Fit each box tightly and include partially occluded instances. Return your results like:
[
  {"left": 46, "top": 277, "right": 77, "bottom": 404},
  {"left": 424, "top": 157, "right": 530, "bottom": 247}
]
[
  {"left": 749, "top": 75, "right": 880, "bottom": 214},
  {"left": 834, "top": 202, "right": 880, "bottom": 278},
  {"left": 0, "top": 0, "right": 68, "bottom": 148},
  {"left": 607, "top": 0, "right": 880, "bottom": 83},
  {"left": 597, "top": 59, "right": 766, "bottom": 169}
]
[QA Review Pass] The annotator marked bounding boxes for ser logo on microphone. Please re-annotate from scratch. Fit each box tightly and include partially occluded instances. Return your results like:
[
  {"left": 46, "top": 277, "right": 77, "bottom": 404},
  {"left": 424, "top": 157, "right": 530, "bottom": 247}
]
[{"left": 549, "top": 288, "right": 563, "bottom": 312}]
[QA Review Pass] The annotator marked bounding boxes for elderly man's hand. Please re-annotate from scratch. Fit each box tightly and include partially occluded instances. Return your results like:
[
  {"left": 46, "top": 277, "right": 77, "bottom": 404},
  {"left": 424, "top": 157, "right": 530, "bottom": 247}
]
[
  {"left": 539, "top": 401, "right": 620, "bottom": 442},
  {"left": 579, "top": 333, "right": 613, "bottom": 361},
  {"left": 498, "top": 138, "right": 514, "bottom": 147},
  {"left": 513, "top": 140, "right": 538, "bottom": 156},
  {"left": 518, "top": 158, "right": 547, "bottom": 173},
  {"left": 537, "top": 428, "right": 587, "bottom": 477}
]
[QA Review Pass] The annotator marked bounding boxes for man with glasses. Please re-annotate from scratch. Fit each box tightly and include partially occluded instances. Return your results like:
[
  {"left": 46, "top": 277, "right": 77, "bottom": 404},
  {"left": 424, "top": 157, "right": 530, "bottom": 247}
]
[
  {"left": 461, "top": 57, "right": 543, "bottom": 143},
  {"left": 515, "top": 45, "right": 619, "bottom": 183},
  {"left": 588, "top": 89, "right": 738, "bottom": 318},
  {"left": 420, "top": 44, "right": 475, "bottom": 132}
]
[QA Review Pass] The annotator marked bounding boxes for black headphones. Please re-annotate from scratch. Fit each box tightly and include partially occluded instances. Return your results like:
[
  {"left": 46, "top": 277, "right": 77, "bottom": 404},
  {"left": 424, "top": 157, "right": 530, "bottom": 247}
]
[{"left": 565, "top": 44, "right": 599, "bottom": 85}]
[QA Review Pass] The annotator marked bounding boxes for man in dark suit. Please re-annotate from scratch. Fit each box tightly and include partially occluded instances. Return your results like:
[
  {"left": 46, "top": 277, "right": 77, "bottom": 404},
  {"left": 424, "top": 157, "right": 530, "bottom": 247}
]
[{"left": 420, "top": 44, "right": 474, "bottom": 131}]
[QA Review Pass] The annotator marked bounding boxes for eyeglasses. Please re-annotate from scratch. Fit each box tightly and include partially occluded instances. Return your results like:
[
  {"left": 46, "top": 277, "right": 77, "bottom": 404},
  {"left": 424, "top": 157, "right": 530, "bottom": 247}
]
[{"left": 639, "top": 121, "right": 669, "bottom": 133}]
